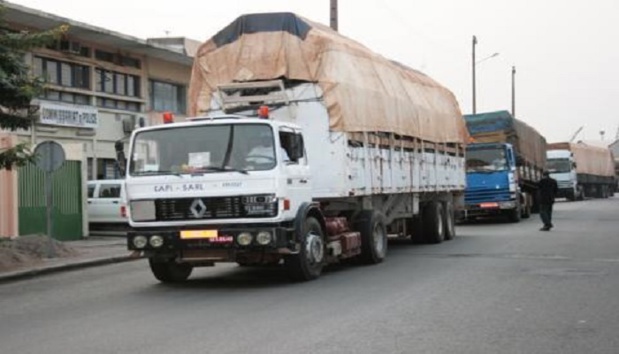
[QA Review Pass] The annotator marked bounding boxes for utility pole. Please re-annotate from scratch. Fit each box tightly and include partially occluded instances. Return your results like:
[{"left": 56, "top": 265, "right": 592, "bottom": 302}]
[
  {"left": 330, "top": 0, "right": 338, "bottom": 31},
  {"left": 472, "top": 35, "right": 477, "bottom": 114},
  {"left": 511, "top": 66, "right": 516, "bottom": 118}
]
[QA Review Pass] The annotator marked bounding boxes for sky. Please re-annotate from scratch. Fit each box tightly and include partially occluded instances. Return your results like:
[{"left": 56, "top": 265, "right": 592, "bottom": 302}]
[{"left": 7, "top": 0, "right": 619, "bottom": 143}]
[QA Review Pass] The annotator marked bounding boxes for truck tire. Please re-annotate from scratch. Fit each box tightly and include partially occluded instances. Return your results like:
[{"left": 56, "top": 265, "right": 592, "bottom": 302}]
[
  {"left": 443, "top": 201, "right": 456, "bottom": 241},
  {"left": 353, "top": 211, "right": 388, "bottom": 264},
  {"left": 521, "top": 196, "right": 531, "bottom": 219},
  {"left": 422, "top": 201, "right": 445, "bottom": 244},
  {"left": 284, "top": 217, "right": 325, "bottom": 281},
  {"left": 407, "top": 215, "right": 424, "bottom": 244},
  {"left": 507, "top": 204, "right": 521, "bottom": 223},
  {"left": 149, "top": 258, "right": 193, "bottom": 283}
]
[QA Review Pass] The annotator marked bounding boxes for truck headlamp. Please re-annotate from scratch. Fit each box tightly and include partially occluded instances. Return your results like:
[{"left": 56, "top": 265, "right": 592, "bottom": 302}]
[
  {"left": 133, "top": 235, "right": 148, "bottom": 249},
  {"left": 131, "top": 200, "right": 156, "bottom": 221}
]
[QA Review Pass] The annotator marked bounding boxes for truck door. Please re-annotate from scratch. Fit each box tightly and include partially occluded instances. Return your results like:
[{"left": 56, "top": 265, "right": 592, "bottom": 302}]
[{"left": 279, "top": 129, "right": 312, "bottom": 215}]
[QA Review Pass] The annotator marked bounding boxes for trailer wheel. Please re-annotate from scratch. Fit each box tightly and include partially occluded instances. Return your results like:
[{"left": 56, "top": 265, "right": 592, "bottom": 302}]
[
  {"left": 284, "top": 217, "right": 325, "bottom": 281},
  {"left": 422, "top": 202, "right": 445, "bottom": 244},
  {"left": 353, "top": 211, "right": 388, "bottom": 264},
  {"left": 443, "top": 201, "right": 456, "bottom": 241},
  {"left": 407, "top": 215, "right": 424, "bottom": 244},
  {"left": 149, "top": 258, "right": 193, "bottom": 283}
]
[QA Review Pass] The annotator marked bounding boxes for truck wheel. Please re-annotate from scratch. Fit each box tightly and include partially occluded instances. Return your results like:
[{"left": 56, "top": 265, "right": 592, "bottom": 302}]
[
  {"left": 407, "top": 215, "right": 424, "bottom": 244},
  {"left": 284, "top": 217, "right": 325, "bottom": 281},
  {"left": 507, "top": 204, "right": 521, "bottom": 223},
  {"left": 354, "top": 211, "right": 388, "bottom": 264},
  {"left": 443, "top": 201, "right": 456, "bottom": 241},
  {"left": 521, "top": 199, "right": 531, "bottom": 219},
  {"left": 422, "top": 201, "right": 445, "bottom": 244},
  {"left": 149, "top": 258, "right": 193, "bottom": 283}
]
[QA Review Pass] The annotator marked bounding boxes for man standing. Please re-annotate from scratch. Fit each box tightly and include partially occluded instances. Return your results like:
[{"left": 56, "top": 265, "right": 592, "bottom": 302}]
[{"left": 538, "top": 171, "right": 558, "bottom": 231}]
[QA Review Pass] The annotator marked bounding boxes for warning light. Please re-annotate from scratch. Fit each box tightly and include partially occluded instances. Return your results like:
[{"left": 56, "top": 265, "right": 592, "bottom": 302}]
[
  {"left": 258, "top": 105, "right": 269, "bottom": 119},
  {"left": 163, "top": 112, "right": 174, "bottom": 124}
]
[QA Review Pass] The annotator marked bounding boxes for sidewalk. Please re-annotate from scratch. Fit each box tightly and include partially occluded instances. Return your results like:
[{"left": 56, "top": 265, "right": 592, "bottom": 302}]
[{"left": 0, "top": 236, "right": 139, "bottom": 283}]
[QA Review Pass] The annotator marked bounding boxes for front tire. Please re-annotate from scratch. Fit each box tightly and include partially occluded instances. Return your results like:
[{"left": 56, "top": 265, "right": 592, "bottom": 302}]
[
  {"left": 284, "top": 217, "right": 325, "bottom": 281},
  {"left": 149, "top": 258, "right": 193, "bottom": 283}
]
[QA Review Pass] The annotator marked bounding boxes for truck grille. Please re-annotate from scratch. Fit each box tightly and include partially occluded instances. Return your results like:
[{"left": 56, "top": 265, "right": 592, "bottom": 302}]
[
  {"left": 465, "top": 188, "right": 511, "bottom": 205},
  {"left": 154, "top": 196, "right": 276, "bottom": 221}
]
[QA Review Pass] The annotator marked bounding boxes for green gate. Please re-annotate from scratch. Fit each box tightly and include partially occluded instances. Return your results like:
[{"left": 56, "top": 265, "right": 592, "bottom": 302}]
[{"left": 18, "top": 161, "right": 83, "bottom": 241}]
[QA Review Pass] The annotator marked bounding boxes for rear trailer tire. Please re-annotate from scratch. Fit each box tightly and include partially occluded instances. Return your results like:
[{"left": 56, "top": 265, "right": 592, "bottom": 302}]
[
  {"left": 284, "top": 217, "right": 325, "bottom": 281},
  {"left": 149, "top": 258, "right": 193, "bottom": 283},
  {"left": 443, "top": 201, "right": 456, "bottom": 241},
  {"left": 422, "top": 202, "right": 445, "bottom": 244},
  {"left": 353, "top": 211, "right": 388, "bottom": 264},
  {"left": 407, "top": 215, "right": 424, "bottom": 244}
]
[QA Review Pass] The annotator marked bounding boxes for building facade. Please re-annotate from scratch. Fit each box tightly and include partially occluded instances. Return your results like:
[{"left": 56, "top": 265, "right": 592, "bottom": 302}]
[{"left": 1, "top": 1, "right": 199, "bottom": 238}]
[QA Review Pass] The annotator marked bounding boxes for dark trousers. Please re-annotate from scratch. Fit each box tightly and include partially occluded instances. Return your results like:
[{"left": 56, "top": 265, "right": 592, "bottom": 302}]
[{"left": 540, "top": 203, "right": 553, "bottom": 227}]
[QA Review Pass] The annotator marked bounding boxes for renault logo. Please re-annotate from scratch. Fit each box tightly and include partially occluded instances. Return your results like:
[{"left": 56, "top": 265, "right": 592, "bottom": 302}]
[{"left": 189, "top": 199, "right": 207, "bottom": 218}]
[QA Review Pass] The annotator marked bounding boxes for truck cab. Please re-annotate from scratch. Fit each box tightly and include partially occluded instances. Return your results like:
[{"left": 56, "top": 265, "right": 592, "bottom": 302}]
[
  {"left": 464, "top": 142, "right": 523, "bottom": 221},
  {"left": 546, "top": 149, "right": 580, "bottom": 200}
]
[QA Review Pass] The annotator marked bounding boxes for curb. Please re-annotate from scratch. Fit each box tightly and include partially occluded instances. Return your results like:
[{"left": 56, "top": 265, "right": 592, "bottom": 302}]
[{"left": 0, "top": 254, "right": 142, "bottom": 284}]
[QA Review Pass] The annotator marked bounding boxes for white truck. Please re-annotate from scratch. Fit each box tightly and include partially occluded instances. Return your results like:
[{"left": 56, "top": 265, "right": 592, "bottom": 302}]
[
  {"left": 547, "top": 142, "right": 616, "bottom": 200},
  {"left": 122, "top": 13, "right": 467, "bottom": 282}
]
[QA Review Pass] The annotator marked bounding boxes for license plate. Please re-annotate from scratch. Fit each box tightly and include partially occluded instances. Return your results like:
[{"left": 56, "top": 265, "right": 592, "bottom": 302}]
[
  {"left": 480, "top": 202, "right": 499, "bottom": 209},
  {"left": 180, "top": 230, "right": 218, "bottom": 239}
]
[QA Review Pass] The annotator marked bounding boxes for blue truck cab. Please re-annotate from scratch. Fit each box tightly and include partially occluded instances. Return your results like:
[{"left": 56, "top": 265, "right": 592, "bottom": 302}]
[
  {"left": 465, "top": 142, "right": 520, "bottom": 220},
  {"left": 462, "top": 111, "right": 547, "bottom": 222}
]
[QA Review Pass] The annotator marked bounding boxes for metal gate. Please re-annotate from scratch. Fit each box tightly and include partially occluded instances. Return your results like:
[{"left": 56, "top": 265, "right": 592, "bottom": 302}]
[{"left": 18, "top": 161, "right": 83, "bottom": 241}]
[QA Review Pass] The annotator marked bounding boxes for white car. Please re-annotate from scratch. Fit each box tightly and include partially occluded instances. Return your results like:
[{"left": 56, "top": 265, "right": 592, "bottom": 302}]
[{"left": 87, "top": 179, "right": 130, "bottom": 233}]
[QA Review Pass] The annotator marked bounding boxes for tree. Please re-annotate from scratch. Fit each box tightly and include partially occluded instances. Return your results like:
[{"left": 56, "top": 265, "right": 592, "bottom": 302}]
[{"left": 0, "top": 5, "right": 67, "bottom": 170}]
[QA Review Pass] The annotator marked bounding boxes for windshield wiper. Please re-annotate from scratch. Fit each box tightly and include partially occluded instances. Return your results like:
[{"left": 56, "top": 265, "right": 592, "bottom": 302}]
[
  {"left": 192, "top": 166, "right": 249, "bottom": 175},
  {"left": 132, "top": 170, "right": 183, "bottom": 178}
]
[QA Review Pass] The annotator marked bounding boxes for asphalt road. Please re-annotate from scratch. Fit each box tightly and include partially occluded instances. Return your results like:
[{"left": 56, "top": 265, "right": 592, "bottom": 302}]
[{"left": 1, "top": 197, "right": 619, "bottom": 354}]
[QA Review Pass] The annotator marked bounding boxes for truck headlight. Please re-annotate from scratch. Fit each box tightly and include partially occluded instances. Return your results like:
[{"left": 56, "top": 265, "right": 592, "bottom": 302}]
[
  {"left": 133, "top": 235, "right": 148, "bottom": 249},
  {"left": 256, "top": 231, "right": 272, "bottom": 245},
  {"left": 237, "top": 232, "right": 253, "bottom": 246},
  {"left": 130, "top": 200, "right": 156, "bottom": 221},
  {"left": 149, "top": 235, "right": 164, "bottom": 248}
]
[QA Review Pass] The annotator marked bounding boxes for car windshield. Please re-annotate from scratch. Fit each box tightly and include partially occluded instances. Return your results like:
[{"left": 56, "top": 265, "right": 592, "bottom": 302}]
[
  {"left": 547, "top": 158, "right": 571, "bottom": 173},
  {"left": 466, "top": 147, "right": 508, "bottom": 172},
  {"left": 129, "top": 123, "right": 277, "bottom": 176}
]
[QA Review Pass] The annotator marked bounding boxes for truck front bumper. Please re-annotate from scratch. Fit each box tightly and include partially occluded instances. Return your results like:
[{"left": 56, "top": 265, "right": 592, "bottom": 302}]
[
  {"left": 127, "top": 224, "right": 295, "bottom": 254},
  {"left": 463, "top": 200, "right": 517, "bottom": 217}
]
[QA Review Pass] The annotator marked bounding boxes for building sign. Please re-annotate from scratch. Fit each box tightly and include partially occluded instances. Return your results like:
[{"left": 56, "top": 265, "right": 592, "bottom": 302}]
[{"left": 39, "top": 101, "right": 99, "bottom": 129}]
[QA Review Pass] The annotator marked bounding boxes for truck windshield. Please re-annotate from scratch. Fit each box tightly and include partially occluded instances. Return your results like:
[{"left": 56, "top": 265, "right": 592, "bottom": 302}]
[
  {"left": 466, "top": 147, "right": 508, "bottom": 172},
  {"left": 547, "top": 158, "right": 571, "bottom": 173},
  {"left": 129, "top": 123, "right": 277, "bottom": 176}
]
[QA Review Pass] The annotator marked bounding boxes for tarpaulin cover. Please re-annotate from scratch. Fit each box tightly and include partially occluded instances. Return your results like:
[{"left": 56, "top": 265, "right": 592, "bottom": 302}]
[
  {"left": 188, "top": 12, "right": 468, "bottom": 144},
  {"left": 548, "top": 142, "right": 615, "bottom": 177},
  {"left": 464, "top": 111, "right": 547, "bottom": 169}
]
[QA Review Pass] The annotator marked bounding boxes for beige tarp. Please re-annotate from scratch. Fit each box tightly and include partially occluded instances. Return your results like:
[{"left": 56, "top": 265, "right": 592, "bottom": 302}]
[
  {"left": 548, "top": 142, "right": 615, "bottom": 177},
  {"left": 188, "top": 14, "right": 468, "bottom": 145}
]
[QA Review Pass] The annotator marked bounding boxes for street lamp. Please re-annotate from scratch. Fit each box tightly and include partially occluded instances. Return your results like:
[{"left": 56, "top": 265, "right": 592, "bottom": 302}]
[{"left": 472, "top": 35, "right": 499, "bottom": 114}]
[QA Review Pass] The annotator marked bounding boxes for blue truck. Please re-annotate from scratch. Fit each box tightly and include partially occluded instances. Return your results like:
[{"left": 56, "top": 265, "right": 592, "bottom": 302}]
[{"left": 463, "top": 111, "right": 547, "bottom": 222}]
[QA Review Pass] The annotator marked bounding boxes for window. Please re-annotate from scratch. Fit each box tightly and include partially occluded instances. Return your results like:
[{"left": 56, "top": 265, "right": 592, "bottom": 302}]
[
  {"left": 87, "top": 185, "right": 95, "bottom": 198},
  {"left": 95, "top": 49, "right": 115, "bottom": 63},
  {"left": 95, "top": 68, "right": 140, "bottom": 97},
  {"left": 95, "top": 50, "right": 141, "bottom": 69},
  {"left": 41, "top": 89, "right": 90, "bottom": 105},
  {"left": 96, "top": 97, "right": 141, "bottom": 112},
  {"left": 33, "top": 57, "right": 90, "bottom": 89},
  {"left": 149, "top": 80, "right": 186, "bottom": 114},
  {"left": 98, "top": 184, "right": 121, "bottom": 198}
]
